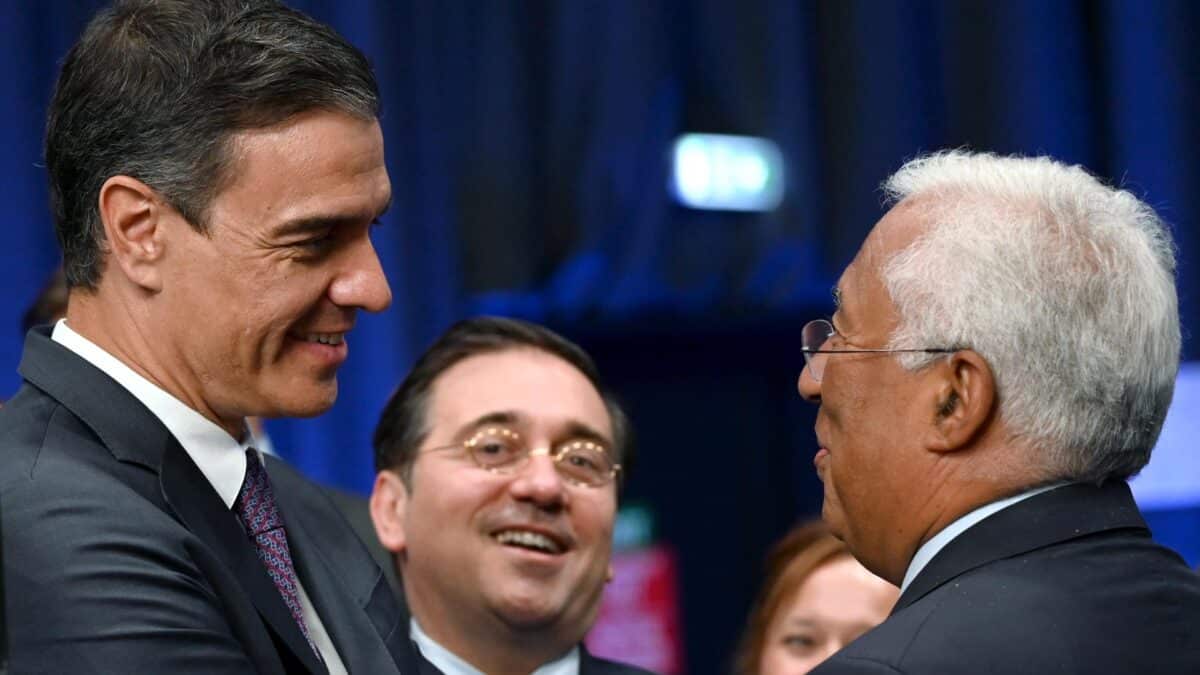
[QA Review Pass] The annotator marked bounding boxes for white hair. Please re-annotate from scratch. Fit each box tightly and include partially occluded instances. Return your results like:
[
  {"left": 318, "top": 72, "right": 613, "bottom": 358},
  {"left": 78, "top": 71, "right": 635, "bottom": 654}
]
[{"left": 881, "top": 150, "right": 1179, "bottom": 482}]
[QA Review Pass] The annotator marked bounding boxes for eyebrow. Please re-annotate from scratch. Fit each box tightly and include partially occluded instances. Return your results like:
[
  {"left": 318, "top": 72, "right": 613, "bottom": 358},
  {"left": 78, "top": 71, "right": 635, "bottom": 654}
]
[
  {"left": 273, "top": 198, "right": 393, "bottom": 238},
  {"left": 457, "top": 411, "right": 613, "bottom": 452},
  {"left": 458, "top": 411, "right": 520, "bottom": 438},
  {"left": 831, "top": 286, "right": 843, "bottom": 309}
]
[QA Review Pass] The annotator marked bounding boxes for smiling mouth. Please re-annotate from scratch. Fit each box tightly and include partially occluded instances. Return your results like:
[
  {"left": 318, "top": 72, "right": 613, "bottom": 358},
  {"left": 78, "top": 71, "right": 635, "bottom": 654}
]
[{"left": 492, "top": 529, "right": 566, "bottom": 555}]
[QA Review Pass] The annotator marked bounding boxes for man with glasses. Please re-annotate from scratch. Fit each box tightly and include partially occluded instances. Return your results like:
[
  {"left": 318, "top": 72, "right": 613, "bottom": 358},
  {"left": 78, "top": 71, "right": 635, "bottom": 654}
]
[
  {"left": 369, "top": 317, "right": 653, "bottom": 675},
  {"left": 798, "top": 151, "right": 1200, "bottom": 673}
]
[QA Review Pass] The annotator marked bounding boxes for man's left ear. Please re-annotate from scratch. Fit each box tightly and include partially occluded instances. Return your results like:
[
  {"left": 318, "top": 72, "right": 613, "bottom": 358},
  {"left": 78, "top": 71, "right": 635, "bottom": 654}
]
[
  {"left": 925, "top": 350, "right": 996, "bottom": 453},
  {"left": 97, "top": 175, "right": 169, "bottom": 292}
]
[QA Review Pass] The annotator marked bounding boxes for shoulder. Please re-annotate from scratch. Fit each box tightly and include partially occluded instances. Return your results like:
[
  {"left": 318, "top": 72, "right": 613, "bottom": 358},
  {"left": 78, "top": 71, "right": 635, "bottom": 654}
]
[
  {"left": 0, "top": 381, "right": 83, "bottom": 485},
  {"left": 827, "top": 537, "right": 1200, "bottom": 673}
]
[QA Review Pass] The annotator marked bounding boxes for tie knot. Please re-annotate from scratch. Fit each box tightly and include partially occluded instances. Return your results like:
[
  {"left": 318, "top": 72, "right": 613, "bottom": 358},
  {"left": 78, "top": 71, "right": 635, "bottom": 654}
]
[{"left": 234, "top": 448, "right": 282, "bottom": 537}]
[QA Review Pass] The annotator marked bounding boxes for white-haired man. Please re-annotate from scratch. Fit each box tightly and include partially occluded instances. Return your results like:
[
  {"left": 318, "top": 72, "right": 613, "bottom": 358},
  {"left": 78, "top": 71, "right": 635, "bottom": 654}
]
[{"left": 799, "top": 151, "right": 1200, "bottom": 673}]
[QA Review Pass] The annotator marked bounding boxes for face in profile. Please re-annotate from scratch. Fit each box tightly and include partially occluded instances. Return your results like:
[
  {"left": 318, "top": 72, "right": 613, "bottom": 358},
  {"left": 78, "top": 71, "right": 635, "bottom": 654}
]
[
  {"left": 759, "top": 554, "right": 898, "bottom": 675},
  {"left": 797, "top": 200, "right": 934, "bottom": 579},
  {"left": 156, "top": 109, "right": 392, "bottom": 428}
]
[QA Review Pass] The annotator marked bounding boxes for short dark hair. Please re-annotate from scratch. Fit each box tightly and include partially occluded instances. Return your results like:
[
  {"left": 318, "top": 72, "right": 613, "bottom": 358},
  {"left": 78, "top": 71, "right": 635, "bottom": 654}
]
[
  {"left": 373, "top": 316, "right": 633, "bottom": 490},
  {"left": 46, "top": 0, "right": 381, "bottom": 288}
]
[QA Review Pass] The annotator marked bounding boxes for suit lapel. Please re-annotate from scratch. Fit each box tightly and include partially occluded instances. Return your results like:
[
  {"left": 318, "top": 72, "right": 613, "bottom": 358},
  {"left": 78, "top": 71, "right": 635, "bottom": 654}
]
[
  {"left": 21, "top": 328, "right": 327, "bottom": 673},
  {"left": 160, "top": 441, "right": 327, "bottom": 675},
  {"left": 896, "top": 481, "right": 1148, "bottom": 611},
  {"left": 278, "top": 486, "right": 404, "bottom": 673}
]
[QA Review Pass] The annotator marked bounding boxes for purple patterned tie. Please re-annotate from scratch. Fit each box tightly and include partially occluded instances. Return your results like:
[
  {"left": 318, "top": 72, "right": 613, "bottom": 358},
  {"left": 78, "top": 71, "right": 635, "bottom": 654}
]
[{"left": 234, "top": 448, "right": 320, "bottom": 658}]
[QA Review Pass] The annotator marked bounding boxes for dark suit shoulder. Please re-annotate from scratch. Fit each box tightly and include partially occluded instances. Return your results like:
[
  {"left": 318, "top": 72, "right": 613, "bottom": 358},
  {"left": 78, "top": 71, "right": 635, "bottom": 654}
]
[{"left": 819, "top": 527, "right": 1200, "bottom": 674}]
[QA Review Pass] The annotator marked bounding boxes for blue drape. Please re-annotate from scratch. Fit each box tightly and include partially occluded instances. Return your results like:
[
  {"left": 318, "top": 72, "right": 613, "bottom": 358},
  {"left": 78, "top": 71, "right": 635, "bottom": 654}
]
[{"left": 2, "top": 2, "right": 1197, "bottom": 668}]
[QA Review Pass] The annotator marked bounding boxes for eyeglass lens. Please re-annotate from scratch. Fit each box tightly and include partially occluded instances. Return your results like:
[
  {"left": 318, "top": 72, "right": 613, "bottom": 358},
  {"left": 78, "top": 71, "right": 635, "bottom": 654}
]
[
  {"left": 801, "top": 319, "right": 835, "bottom": 382},
  {"left": 465, "top": 428, "right": 616, "bottom": 487}
]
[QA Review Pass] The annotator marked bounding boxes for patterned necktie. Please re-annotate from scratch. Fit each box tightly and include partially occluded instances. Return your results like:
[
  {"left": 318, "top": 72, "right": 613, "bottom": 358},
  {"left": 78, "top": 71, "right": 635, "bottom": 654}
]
[{"left": 233, "top": 448, "right": 319, "bottom": 658}]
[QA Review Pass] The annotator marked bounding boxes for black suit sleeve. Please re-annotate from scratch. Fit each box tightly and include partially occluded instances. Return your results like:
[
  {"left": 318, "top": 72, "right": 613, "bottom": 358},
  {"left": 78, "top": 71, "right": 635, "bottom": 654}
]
[{"left": 4, "top": 469, "right": 260, "bottom": 674}]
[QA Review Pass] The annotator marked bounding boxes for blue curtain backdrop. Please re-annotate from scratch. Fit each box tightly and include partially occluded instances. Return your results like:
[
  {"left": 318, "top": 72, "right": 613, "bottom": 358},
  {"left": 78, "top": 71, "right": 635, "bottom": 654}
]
[{"left": 2, "top": 2, "right": 1198, "bottom": 669}]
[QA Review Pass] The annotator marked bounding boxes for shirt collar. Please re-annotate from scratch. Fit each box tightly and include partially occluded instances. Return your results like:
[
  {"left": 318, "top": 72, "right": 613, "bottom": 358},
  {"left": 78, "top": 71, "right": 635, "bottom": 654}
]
[
  {"left": 410, "top": 618, "right": 580, "bottom": 675},
  {"left": 52, "top": 319, "right": 254, "bottom": 508},
  {"left": 900, "top": 481, "right": 1068, "bottom": 594}
]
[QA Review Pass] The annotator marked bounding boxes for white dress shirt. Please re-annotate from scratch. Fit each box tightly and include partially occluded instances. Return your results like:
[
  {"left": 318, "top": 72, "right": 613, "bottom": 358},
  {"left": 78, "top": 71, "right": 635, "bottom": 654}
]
[
  {"left": 52, "top": 320, "right": 348, "bottom": 674},
  {"left": 899, "top": 482, "right": 1068, "bottom": 594},
  {"left": 411, "top": 618, "right": 580, "bottom": 675}
]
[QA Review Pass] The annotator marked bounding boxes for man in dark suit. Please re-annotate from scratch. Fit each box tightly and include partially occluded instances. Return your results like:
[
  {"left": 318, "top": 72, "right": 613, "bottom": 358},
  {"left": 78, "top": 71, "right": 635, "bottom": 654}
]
[
  {"left": 797, "top": 151, "right": 1200, "bottom": 673},
  {"left": 1, "top": 1, "right": 408, "bottom": 672},
  {"left": 370, "top": 317, "right": 655, "bottom": 674}
]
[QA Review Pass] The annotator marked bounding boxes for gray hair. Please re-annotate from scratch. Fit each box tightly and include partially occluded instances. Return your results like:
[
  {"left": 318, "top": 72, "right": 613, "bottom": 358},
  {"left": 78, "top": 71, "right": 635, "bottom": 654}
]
[{"left": 881, "top": 151, "right": 1179, "bottom": 483}]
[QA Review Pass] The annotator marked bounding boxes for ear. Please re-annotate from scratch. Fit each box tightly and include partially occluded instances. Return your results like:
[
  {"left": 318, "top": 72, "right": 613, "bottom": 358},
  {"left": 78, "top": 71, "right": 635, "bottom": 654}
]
[
  {"left": 925, "top": 350, "right": 996, "bottom": 453},
  {"left": 97, "top": 175, "right": 168, "bottom": 292},
  {"left": 369, "top": 469, "right": 410, "bottom": 554}
]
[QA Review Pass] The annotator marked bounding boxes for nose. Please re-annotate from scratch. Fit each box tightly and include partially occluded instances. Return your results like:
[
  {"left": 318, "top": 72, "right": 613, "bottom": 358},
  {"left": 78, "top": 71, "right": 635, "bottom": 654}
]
[
  {"left": 329, "top": 231, "right": 392, "bottom": 312},
  {"left": 508, "top": 452, "right": 567, "bottom": 511},
  {"left": 797, "top": 362, "right": 822, "bottom": 403}
]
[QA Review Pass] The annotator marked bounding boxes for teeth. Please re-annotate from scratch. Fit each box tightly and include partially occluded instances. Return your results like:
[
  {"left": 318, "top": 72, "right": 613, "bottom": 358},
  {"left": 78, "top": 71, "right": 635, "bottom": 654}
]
[
  {"left": 494, "top": 530, "right": 562, "bottom": 554},
  {"left": 306, "top": 333, "right": 344, "bottom": 345}
]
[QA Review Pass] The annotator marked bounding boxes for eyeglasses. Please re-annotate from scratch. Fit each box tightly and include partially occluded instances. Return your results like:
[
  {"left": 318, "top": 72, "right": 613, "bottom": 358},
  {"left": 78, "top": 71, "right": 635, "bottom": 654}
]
[
  {"left": 425, "top": 426, "right": 621, "bottom": 488},
  {"left": 801, "top": 319, "right": 957, "bottom": 382}
]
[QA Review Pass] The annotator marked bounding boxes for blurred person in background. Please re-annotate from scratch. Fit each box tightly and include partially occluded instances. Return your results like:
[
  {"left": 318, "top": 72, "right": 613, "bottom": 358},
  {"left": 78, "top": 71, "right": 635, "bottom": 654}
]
[
  {"left": 799, "top": 151, "right": 1200, "bottom": 673},
  {"left": 736, "top": 521, "right": 896, "bottom": 675},
  {"left": 0, "top": 1, "right": 406, "bottom": 671},
  {"left": 371, "top": 316, "right": 654, "bottom": 675}
]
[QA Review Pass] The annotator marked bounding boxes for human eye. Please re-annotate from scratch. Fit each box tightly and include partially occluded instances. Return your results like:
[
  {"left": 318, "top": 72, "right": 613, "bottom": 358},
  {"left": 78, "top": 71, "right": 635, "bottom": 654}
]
[
  {"left": 285, "top": 231, "right": 337, "bottom": 261},
  {"left": 782, "top": 633, "right": 818, "bottom": 653},
  {"left": 302, "top": 235, "right": 332, "bottom": 248},
  {"left": 564, "top": 451, "right": 600, "bottom": 470},
  {"left": 557, "top": 441, "right": 613, "bottom": 484},
  {"left": 469, "top": 428, "right": 523, "bottom": 466}
]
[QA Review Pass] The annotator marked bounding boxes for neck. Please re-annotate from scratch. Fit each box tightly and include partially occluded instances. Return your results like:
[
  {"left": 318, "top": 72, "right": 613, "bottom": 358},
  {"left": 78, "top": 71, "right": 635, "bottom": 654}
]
[
  {"left": 405, "top": 581, "right": 576, "bottom": 675},
  {"left": 892, "top": 453, "right": 1041, "bottom": 583},
  {"left": 67, "top": 291, "right": 244, "bottom": 439}
]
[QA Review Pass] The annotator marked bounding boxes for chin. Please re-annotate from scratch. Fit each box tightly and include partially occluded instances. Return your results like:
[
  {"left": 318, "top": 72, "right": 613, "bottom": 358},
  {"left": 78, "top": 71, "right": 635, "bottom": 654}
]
[
  {"left": 270, "top": 386, "right": 339, "bottom": 418},
  {"left": 492, "top": 589, "right": 567, "bottom": 630}
]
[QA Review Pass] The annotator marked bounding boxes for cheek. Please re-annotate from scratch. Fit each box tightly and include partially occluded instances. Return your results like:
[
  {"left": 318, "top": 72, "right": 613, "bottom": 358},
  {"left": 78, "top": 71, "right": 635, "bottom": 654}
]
[
  {"left": 409, "top": 469, "right": 492, "bottom": 531},
  {"left": 575, "top": 497, "right": 617, "bottom": 549}
]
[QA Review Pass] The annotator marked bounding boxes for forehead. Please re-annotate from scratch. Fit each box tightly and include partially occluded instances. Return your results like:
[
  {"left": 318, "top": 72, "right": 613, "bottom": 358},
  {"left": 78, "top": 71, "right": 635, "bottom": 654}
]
[
  {"left": 836, "top": 199, "right": 928, "bottom": 311},
  {"left": 782, "top": 556, "right": 896, "bottom": 624},
  {"left": 215, "top": 110, "right": 391, "bottom": 228},
  {"left": 425, "top": 348, "right": 613, "bottom": 442}
]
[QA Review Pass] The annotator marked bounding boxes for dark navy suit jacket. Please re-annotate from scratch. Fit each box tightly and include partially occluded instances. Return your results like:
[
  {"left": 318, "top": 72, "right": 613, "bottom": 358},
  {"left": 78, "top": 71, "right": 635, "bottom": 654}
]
[
  {"left": 811, "top": 481, "right": 1200, "bottom": 674},
  {"left": 1, "top": 328, "right": 411, "bottom": 673},
  {"left": 400, "top": 640, "right": 658, "bottom": 675}
]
